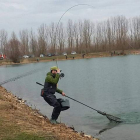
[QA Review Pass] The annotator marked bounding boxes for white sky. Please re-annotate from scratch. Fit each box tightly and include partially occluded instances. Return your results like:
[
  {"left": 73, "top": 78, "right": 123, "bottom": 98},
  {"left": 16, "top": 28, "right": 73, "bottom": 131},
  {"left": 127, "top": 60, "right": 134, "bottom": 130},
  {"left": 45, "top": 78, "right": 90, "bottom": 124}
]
[{"left": 0, "top": 0, "right": 140, "bottom": 35}]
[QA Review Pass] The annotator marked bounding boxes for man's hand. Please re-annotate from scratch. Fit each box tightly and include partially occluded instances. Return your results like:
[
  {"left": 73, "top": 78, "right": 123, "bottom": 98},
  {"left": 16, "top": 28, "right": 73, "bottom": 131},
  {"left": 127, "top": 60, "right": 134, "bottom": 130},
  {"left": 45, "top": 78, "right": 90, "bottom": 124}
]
[
  {"left": 62, "top": 92, "right": 65, "bottom": 96},
  {"left": 57, "top": 68, "right": 60, "bottom": 74}
]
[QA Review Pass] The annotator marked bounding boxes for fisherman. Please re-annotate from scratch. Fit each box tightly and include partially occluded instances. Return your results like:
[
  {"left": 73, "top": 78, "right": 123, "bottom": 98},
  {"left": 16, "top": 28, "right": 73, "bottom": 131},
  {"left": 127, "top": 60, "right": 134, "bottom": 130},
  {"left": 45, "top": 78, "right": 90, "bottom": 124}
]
[
  {"left": 65, "top": 55, "right": 67, "bottom": 59},
  {"left": 82, "top": 53, "right": 85, "bottom": 58},
  {"left": 43, "top": 66, "right": 66, "bottom": 124}
]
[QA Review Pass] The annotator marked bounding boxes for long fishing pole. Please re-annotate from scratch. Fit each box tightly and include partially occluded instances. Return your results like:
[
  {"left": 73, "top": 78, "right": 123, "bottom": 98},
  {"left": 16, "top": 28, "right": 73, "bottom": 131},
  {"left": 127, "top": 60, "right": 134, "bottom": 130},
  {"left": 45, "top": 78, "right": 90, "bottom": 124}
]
[{"left": 36, "top": 82, "right": 123, "bottom": 123}]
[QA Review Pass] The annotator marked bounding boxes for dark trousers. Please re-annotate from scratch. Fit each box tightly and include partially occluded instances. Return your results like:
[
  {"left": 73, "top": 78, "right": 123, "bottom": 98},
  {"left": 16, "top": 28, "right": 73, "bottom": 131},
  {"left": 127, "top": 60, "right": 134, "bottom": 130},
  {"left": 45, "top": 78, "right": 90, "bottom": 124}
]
[{"left": 44, "top": 94, "right": 61, "bottom": 120}]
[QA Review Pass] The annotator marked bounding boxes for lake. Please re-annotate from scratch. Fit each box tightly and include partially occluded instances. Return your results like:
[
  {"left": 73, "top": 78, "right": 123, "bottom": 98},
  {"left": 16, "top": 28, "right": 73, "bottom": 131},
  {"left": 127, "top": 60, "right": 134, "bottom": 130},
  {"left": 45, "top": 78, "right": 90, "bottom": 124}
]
[{"left": 0, "top": 55, "right": 140, "bottom": 140}]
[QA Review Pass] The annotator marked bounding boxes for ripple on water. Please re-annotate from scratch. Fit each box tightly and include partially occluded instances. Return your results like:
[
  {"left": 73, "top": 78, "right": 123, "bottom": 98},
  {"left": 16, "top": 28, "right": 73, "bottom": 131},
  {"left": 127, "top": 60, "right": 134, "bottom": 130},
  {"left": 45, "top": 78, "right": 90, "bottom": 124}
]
[
  {"left": 85, "top": 110, "right": 140, "bottom": 126},
  {"left": 120, "top": 111, "right": 140, "bottom": 124}
]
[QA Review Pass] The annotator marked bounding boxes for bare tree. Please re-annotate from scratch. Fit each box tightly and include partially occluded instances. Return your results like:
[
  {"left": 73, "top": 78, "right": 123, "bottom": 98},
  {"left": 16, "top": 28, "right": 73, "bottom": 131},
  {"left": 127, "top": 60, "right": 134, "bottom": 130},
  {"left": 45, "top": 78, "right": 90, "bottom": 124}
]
[
  {"left": 78, "top": 20, "right": 85, "bottom": 53},
  {"left": 5, "top": 32, "right": 20, "bottom": 63},
  {"left": 115, "top": 16, "right": 128, "bottom": 52},
  {"left": 82, "top": 20, "right": 94, "bottom": 53},
  {"left": 57, "top": 22, "right": 65, "bottom": 54},
  {"left": 29, "top": 29, "right": 38, "bottom": 56},
  {"left": 67, "top": 19, "right": 74, "bottom": 53},
  {"left": 19, "top": 30, "right": 29, "bottom": 56},
  {"left": 73, "top": 22, "right": 80, "bottom": 53},
  {"left": 37, "top": 24, "right": 48, "bottom": 55},
  {"left": 95, "top": 23, "right": 103, "bottom": 52},
  {"left": 49, "top": 22, "right": 57, "bottom": 53},
  {"left": 0, "top": 30, "right": 8, "bottom": 54},
  {"left": 131, "top": 17, "right": 140, "bottom": 49},
  {"left": 106, "top": 19, "right": 113, "bottom": 52}
]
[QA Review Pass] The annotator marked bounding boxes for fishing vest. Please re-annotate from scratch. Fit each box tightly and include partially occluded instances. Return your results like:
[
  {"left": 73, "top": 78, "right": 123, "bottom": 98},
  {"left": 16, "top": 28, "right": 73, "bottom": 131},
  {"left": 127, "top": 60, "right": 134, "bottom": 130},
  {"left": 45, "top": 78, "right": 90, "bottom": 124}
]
[{"left": 43, "top": 82, "right": 57, "bottom": 95}]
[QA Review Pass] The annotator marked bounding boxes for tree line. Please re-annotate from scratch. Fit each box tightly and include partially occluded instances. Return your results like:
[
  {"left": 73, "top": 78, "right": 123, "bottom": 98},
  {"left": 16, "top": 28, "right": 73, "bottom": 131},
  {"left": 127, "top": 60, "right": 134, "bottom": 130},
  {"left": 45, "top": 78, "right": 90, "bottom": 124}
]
[{"left": 0, "top": 15, "right": 140, "bottom": 62}]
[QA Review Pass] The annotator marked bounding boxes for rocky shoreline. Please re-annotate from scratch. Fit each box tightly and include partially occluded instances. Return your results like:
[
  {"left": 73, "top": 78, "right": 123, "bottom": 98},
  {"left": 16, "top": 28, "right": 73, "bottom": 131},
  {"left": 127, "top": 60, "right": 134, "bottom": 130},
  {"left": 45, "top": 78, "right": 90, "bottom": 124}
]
[{"left": 0, "top": 86, "right": 98, "bottom": 140}]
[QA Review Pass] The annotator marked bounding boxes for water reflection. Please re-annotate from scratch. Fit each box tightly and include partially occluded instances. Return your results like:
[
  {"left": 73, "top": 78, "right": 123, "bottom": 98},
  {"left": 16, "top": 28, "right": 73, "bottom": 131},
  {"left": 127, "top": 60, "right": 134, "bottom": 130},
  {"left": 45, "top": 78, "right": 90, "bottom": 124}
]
[
  {"left": 98, "top": 122, "right": 120, "bottom": 135},
  {"left": 121, "top": 111, "right": 140, "bottom": 124},
  {"left": 96, "top": 110, "right": 140, "bottom": 135}
]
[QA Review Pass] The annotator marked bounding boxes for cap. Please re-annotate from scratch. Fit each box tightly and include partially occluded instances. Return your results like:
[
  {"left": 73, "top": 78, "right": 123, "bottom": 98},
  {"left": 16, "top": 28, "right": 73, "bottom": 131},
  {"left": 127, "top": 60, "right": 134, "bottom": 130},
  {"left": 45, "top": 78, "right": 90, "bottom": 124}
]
[{"left": 50, "top": 66, "right": 58, "bottom": 71}]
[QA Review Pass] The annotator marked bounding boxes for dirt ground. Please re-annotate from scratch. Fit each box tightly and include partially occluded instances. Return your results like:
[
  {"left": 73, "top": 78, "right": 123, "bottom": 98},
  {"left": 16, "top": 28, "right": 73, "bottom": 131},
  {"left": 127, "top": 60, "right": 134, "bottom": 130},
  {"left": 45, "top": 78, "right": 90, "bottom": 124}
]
[{"left": 0, "top": 86, "right": 98, "bottom": 140}]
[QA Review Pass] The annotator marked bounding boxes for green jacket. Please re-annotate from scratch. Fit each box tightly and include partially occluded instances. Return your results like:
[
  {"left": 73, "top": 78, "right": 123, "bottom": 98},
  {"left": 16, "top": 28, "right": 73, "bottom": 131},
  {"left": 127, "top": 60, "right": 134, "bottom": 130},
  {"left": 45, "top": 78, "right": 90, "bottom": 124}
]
[{"left": 45, "top": 72, "right": 63, "bottom": 94}]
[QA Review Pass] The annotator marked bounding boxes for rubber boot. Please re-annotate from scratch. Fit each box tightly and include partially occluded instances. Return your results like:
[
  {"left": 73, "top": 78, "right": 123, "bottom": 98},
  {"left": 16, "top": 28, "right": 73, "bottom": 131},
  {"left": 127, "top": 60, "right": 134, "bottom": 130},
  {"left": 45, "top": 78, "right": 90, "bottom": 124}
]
[{"left": 50, "top": 119, "right": 60, "bottom": 124}]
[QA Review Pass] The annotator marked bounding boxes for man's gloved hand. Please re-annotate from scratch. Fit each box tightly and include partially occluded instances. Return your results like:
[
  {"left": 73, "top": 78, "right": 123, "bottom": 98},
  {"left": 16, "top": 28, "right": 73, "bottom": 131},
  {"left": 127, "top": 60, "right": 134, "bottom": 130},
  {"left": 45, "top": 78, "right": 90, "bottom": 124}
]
[
  {"left": 57, "top": 69, "right": 64, "bottom": 78},
  {"left": 60, "top": 73, "right": 64, "bottom": 78}
]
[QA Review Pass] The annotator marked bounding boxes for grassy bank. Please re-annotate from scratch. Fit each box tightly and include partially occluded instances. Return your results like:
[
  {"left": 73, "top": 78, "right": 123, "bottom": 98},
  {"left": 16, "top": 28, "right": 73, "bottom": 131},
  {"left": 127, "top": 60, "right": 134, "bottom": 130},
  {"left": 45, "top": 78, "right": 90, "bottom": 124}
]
[
  {"left": 0, "top": 51, "right": 131, "bottom": 66},
  {"left": 1, "top": 49, "right": 140, "bottom": 67},
  {"left": 0, "top": 87, "right": 58, "bottom": 140},
  {"left": 1, "top": 49, "right": 140, "bottom": 66},
  {"left": 0, "top": 86, "right": 98, "bottom": 140}
]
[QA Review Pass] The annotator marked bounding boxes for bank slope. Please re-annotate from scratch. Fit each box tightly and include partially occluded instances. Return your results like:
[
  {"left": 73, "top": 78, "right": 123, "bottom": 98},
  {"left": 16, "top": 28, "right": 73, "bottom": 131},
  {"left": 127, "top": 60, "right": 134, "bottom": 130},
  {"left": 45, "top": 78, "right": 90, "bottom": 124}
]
[{"left": 0, "top": 86, "right": 98, "bottom": 140}]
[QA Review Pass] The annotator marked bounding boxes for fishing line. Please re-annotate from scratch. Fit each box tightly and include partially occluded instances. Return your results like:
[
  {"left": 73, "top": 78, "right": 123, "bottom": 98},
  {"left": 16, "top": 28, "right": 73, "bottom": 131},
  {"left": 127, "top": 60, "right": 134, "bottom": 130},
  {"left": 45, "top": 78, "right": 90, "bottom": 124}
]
[
  {"left": 54, "top": 4, "right": 95, "bottom": 68},
  {"left": 0, "top": 66, "right": 47, "bottom": 86}
]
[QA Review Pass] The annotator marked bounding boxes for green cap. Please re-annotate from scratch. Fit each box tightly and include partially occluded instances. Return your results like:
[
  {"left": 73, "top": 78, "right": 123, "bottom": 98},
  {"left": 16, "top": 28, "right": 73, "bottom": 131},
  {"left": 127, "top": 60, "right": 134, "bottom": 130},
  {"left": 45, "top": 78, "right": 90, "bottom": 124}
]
[{"left": 50, "top": 66, "right": 58, "bottom": 71}]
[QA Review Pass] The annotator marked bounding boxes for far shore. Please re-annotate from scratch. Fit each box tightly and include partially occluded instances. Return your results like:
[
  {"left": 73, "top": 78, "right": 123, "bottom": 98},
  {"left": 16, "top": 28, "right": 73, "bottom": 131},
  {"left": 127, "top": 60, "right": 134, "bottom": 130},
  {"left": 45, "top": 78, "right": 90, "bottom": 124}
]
[{"left": 0, "top": 50, "right": 140, "bottom": 67}]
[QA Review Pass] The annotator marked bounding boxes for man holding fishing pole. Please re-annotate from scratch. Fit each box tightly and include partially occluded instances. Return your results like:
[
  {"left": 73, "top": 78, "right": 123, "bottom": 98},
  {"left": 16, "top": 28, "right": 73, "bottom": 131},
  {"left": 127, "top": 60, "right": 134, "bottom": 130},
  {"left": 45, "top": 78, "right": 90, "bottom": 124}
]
[
  {"left": 39, "top": 65, "right": 123, "bottom": 124},
  {"left": 43, "top": 66, "right": 66, "bottom": 124}
]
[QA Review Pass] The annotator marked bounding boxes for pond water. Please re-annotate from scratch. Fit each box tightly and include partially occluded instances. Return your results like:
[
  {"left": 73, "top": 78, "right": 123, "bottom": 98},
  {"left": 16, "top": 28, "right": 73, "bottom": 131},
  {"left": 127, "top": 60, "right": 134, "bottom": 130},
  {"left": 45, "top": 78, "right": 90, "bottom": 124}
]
[{"left": 0, "top": 55, "right": 140, "bottom": 140}]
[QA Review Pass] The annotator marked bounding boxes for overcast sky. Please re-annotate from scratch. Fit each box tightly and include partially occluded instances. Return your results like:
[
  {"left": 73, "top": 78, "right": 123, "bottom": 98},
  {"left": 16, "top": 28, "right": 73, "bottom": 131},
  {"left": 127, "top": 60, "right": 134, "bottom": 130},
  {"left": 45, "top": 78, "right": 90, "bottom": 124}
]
[{"left": 0, "top": 0, "right": 140, "bottom": 35}]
